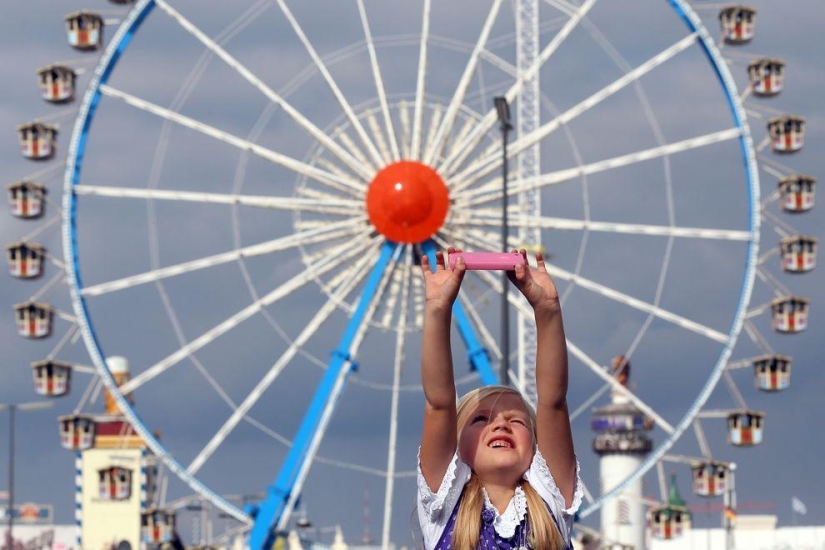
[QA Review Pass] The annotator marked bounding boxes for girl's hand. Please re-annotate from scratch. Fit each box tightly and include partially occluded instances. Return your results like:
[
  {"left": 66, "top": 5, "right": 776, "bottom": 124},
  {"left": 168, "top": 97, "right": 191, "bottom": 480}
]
[
  {"left": 420, "top": 247, "right": 466, "bottom": 309},
  {"left": 508, "top": 250, "right": 560, "bottom": 314}
]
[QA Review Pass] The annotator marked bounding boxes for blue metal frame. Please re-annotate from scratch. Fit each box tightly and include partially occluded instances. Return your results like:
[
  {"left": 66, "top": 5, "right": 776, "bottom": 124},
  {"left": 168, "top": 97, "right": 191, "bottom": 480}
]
[{"left": 249, "top": 241, "right": 399, "bottom": 548}]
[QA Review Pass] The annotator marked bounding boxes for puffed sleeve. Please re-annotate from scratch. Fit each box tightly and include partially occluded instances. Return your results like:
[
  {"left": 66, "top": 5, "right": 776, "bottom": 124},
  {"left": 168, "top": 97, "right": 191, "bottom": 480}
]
[
  {"left": 416, "top": 448, "right": 472, "bottom": 550},
  {"left": 523, "top": 448, "right": 583, "bottom": 545}
]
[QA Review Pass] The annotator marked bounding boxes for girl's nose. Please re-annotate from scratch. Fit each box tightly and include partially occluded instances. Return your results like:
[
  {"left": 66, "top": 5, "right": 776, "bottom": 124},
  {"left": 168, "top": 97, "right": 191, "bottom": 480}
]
[{"left": 490, "top": 416, "right": 510, "bottom": 431}]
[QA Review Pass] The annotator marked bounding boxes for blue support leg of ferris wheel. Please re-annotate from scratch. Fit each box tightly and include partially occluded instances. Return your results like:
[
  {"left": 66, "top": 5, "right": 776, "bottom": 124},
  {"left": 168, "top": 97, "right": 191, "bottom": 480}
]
[
  {"left": 248, "top": 240, "right": 399, "bottom": 550},
  {"left": 421, "top": 240, "right": 498, "bottom": 386}
]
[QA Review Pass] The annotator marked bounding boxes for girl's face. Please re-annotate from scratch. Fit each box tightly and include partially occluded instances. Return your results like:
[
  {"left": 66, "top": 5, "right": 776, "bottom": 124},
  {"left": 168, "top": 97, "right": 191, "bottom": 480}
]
[{"left": 458, "top": 392, "right": 534, "bottom": 481}]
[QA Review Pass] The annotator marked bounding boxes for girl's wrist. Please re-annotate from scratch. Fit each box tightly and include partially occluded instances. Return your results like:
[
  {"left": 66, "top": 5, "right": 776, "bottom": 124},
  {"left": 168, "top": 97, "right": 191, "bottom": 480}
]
[
  {"left": 424, "top": 299, "right": 454, "bottom": 314},
  {"left": 533, "top": 299, "right": 562, "bottom": 318}
]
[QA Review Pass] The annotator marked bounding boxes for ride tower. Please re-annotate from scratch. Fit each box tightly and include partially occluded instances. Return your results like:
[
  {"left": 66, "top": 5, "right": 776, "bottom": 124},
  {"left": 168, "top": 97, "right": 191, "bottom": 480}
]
[
  {"left": 592, "top": 357, "right": 653, "bottom": 549},
  {"left": 69, "top": 356, "right": 158, "bottom": 550}
]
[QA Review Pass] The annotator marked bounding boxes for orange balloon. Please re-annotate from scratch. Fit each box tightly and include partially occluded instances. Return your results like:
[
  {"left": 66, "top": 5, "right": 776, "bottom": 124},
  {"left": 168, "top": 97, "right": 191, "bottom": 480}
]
[{"left": 366, "top": 161, "right": 449, "bottom": 243}]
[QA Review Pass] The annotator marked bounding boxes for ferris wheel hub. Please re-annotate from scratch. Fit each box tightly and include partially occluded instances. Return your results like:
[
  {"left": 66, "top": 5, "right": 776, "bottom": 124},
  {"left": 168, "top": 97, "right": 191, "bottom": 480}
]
[{"left": 365, "top": 161, "right": 449, "bottom": 243}]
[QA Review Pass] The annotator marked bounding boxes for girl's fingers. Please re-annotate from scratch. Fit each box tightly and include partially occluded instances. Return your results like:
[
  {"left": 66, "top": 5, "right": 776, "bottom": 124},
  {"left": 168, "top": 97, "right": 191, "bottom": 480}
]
[{"left": 435, "top": 251, "right": 445, "bottom": 270}]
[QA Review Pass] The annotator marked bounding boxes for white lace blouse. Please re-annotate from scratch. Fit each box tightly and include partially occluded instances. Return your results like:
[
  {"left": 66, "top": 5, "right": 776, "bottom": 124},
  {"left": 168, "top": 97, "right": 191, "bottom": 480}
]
[{"left": 416, "top": 448, "right": 582, "bottom": 550}]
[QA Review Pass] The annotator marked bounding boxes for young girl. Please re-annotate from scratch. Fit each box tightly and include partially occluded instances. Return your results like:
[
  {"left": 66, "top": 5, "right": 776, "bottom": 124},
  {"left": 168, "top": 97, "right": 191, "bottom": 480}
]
[{"left": 417, "top": 247, "right": 581, "bottom": 550}]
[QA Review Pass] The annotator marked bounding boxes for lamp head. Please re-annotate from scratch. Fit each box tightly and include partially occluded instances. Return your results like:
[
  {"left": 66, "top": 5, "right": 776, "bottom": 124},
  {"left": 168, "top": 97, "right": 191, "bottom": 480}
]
[{"left": 493, "top": 96, "right": 512, "bottom": 131}]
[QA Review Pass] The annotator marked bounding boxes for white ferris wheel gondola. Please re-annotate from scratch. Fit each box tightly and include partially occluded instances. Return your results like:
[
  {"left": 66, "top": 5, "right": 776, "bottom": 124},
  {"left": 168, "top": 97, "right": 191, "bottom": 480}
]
[
  {"left": 14, "top": 301, "right": 53, "bottom": 339},
  {"left": 691, "top": 460, "right": 730, "bottom": 497},
  {"left": 6, "top": 241, "right": 46, "bottom": 279},
  {"left": 7, "top": 181, "right": 46, "bottom": 219},
  {"left": 37, "top": 65, "right": 78, "bottom": 104},
  {"left": 778, "top": 174, "right": 816, "bottom": 213},
  {"left": 141, "top": 508, "right": 176, "bottom": 544},
  {"left": 779, "top": 235, "right": 817, "bottom": 273},
  {"left": 748, "top": 58, "right": 785, "bottom": 97},
  {"left": 726, "top": 410, "right": 765, "bottom": 446},
  {"left": 64, "top": 10, "right": 104, "bottom": 51},
  {"left": 17, "top": 121, "right": 57, "bottom": 160},
  {"left": 751, "top": 354, "right": 792, "bottom": 392},
  {"left": 770, "top": 295, "right": 809, "bottom": 333},
  {"left": 98, "top": 466, "right": 133, "bottom": 501},
  {"left": 768, "top": 114, "right": 806, "bottom": 154},
  {"left": 719, "top": 5, "right": 757, "bottom": 44},
  {"left": 32, "top": 359, "right": 73, "bottom": 397},
  {"left": 58, "top": 413, "right": 96, "bottom": 451}
]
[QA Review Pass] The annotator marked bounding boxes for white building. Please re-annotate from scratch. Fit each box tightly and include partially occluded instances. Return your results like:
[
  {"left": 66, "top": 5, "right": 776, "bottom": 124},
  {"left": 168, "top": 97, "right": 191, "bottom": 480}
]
[{"left": 648, "top": 516, "right": 825, "bottom": 550}]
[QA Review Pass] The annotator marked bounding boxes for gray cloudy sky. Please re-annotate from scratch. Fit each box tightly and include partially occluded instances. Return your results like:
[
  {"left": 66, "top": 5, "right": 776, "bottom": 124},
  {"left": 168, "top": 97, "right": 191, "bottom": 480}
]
[{"left": 1, "top": 0, "right": 823, "bottom": 546}]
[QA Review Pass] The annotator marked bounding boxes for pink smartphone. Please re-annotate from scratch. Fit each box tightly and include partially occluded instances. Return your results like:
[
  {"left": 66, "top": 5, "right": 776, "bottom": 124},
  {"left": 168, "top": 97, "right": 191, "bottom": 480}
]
[{"left": 448, "top": 251, "right": 526, "bottom": 271}]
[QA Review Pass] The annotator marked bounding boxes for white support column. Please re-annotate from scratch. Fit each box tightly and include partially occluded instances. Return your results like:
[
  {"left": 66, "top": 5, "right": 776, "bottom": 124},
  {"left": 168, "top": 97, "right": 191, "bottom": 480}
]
[
  {"left": 516, "top": 0, "right": 540, "bottom": 404},
  {"left": 600, "top": 454, "right": 646, "bottom": 550}
]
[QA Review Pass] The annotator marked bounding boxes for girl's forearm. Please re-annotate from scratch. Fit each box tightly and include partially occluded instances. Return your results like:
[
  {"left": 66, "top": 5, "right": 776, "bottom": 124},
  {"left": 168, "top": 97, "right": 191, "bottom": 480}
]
[
  {"left": 421, "top": 304, "right": 457, "bottom": 409},
  {"left": 534, "top": 306, "right": 569, "bottom": 408}
]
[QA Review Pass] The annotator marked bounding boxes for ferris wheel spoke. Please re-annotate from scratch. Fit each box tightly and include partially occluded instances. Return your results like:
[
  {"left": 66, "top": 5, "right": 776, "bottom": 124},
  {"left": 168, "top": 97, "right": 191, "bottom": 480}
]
[
  {"left": 381, "top": 246, "right": 414, "bottom": 549},
  {"left": 19, "top": 214, "right": 61, "bottom": 243},
  {"left": 398, "top": 100, "right": 412, "bottom": 159},
  {"left": 153, "top": 0, "right": 374, "bottom": 182},
  {"left": 273, "top": 0, "right": 384, "bottom": 169},
  {"left": 569, "top": 384, "right": 611, "bottom": 422},
  {"left": 423, "top": 0, "right": 504, "bottom": 166},
  {"left": 356, "top": 0, "right": 401, "bottom": 162},
  {"left": 410, "top": 0, "right": 432, "bottom": 160},
  {"left": 722, "top": 369, "right": 748, "bottom": 412},
  {"left": 546, "top": 263, "right": 729, "bottom": 343},
  {"left": 81, "top": 218, "right": 367, "bottom": 297},
  {"left": 422, "top": 105, "right": 443, "bottom": 166},
  {"left": 565, "top": 340, "right": 675, "bottom": 434},
  {"left": 543, "top": 0, "right": 579, "bottom": 17},
  {"left": 441, "top": 115, "right": 480, "bottom": 174},
  {"left": 743, "top": 319, "right": 773, "bottom": 354},
  {"left": 117, "top": 235, "right": 377, "bottom": 395},
  {"left": 458, "top": 127, "right": 743, "bottom": 206},
  {"left": 97, "top": 84, "right": 365, "bottom": 196},
  {"left": 692, "top": 419, "right": 713, "bottom": 459},
  {"left": 463, "top": 211, "right": 753, "bottom": 242},
  {"left": 366, "top": 111, "right": 392, "bottom": 165},
  {"left": 439, "top": 0, "right": 598, "bottom": 176},
  {"left": 450, "top": 32, "right": 700, "bottom": 189},
  {"left": 73, "top": 184, "right": 362, "bottom": 216},
  {"left": 185, "top": 240, "right": 382, "bottom": 476}
]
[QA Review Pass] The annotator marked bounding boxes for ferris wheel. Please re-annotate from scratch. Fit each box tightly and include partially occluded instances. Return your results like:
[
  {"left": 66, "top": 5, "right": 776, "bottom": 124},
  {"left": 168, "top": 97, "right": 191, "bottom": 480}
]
[{"left": 6, "top": 0, "right": 816, "bottom": 548}]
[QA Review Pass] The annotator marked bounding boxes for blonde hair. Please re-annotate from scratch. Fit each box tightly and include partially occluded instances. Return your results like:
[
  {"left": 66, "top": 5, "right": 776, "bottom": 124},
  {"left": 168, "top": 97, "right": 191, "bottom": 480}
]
[{"left": 452, "top": 386, "right": 565, "bottom": 550}]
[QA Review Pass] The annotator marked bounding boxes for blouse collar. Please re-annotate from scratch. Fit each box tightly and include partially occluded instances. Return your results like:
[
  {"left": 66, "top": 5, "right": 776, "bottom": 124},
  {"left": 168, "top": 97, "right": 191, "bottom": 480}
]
[{"left": 481, "top": 484, "right": 528, "bottom": 539}]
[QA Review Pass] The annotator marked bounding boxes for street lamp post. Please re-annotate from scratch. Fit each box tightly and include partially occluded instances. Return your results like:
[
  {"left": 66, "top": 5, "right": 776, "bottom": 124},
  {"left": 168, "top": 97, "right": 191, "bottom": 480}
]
[
  {"left": 0, "top": 401, "right": 54, "bottom": 549},
  {"left": 494, "top": 96, "right": 513, "bottom": 387}
]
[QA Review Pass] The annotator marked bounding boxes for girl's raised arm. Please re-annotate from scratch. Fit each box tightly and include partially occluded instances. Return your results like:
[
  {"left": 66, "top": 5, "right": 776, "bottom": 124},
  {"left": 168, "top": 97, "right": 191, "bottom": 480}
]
[
  {"left": 508, "top": 251, "right": 577, "bottom": 506},
  {"left": 419, "top": 248, "right": 465, "bottom": 492}
]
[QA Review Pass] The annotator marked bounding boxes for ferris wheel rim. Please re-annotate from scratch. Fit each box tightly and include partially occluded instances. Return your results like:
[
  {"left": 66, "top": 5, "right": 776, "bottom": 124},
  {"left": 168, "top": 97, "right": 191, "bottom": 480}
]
[
  {"left": 57, "top": 0, "right": 763, "bottom": 540},
  {"left": 60, "top": 0, "right": 250, "bottom": 526},
  {"left": 578, "top": 0, "right": 761, "bottom": 519}
]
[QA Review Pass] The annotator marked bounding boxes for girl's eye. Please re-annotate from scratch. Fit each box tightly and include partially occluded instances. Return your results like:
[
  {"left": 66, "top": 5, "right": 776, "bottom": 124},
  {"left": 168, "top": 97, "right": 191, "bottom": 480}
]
[
  {"left": 472, "top": 415, "right": 488, "bottom": 423},
  {"left": 511, "top": 419, "right": 526, "bottom": 426}
]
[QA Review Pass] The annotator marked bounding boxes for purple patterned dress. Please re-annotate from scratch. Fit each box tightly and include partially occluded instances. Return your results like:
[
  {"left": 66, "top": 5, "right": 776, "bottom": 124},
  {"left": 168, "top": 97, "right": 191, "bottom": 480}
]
[{"left": 431, "top": 496, "right": 571, "bottom": 550}]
